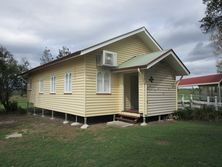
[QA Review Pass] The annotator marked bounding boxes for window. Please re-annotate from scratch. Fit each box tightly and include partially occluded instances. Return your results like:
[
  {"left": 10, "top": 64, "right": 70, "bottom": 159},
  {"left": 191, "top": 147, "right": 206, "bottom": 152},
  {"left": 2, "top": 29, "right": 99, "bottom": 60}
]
[
  {"left": 64, "top": 72, "right": 72, "bottom": 93},
  {"left": 50, "top": 75, "right": 56, "bottom": 93},
  {"left": 27, "top": 79, "right": 32, "bottom": 90},
  {"left": 97, "top": 70, "right": 111, "bottom": 93},
  {"left": 39, "top": 79, "right": 44, "bottom": 93}
]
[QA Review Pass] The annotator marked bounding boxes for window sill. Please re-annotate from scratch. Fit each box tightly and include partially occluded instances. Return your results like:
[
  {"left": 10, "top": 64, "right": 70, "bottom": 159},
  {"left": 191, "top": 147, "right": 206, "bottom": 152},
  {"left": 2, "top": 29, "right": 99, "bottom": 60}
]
[
  {"left": 39, "top": 92, "right": 44, "bottom": 95},
  {"left": 64, "top": 92, "right": 72, "bottom": 95},
  {"left": 96, "top": 93, "right": 112, "bottom": 95},
  {"left": 50, "top": 92, "right": 56, "bottom": 95}
]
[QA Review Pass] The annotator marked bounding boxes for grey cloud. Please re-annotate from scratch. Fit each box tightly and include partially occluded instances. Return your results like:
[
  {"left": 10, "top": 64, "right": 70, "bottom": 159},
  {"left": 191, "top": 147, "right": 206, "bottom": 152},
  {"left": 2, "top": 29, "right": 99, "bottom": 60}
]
[
  {"left": 0, "top": 0, "right": 216, "bottom": 76},
  {"left": 185, "top": 42, "right": 216, "bottom": 61},
  {"left": 184, "top": 58, "right": 216, "bottom": 76}
]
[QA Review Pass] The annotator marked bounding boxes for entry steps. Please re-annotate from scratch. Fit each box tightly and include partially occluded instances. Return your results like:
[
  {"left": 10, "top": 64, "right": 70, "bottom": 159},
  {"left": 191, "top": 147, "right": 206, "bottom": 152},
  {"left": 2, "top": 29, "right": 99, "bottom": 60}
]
[{"left": 116, "top": 111, "right": 141, "bottom": 123}]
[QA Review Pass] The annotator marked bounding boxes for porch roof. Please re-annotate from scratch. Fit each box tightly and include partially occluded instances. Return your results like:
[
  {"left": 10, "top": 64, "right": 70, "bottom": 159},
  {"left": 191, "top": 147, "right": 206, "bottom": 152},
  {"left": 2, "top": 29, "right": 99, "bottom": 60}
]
[{"left": 116, "top": 49, "right": 189, "bottom": 76}]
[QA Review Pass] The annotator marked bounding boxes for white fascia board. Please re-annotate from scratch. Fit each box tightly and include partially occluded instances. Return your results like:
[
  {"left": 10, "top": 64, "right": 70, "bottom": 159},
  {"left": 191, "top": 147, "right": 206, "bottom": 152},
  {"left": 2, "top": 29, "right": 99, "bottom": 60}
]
[
  {"left": 146, "top": 51, "right": 190, "bottom": 75},
  {"left": 143, "top": 28, "right": 162, "bottom": 51},
  {"left": 80, "top": 27, "right": 162, "bottom": 55}
]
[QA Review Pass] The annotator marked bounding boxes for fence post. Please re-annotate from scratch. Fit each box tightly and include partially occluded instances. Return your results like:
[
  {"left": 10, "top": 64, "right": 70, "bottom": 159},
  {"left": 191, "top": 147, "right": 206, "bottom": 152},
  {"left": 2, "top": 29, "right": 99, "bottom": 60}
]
[
  {"left": 182, "top": 94, "right": 185, "bottom": 108},
  {"left": 215, "top": 96, "right": 218, "bottom": 111},
  {"left": 190, "top": 94, "right": 193, "bottom": 109},
  {"left": 207, "top": 96, "right": 210, "bottom": 105}
]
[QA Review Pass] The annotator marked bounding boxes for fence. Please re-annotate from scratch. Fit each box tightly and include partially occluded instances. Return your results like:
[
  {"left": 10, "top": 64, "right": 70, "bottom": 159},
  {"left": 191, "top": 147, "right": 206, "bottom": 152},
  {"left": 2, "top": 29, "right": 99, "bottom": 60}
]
[{"left": 178, "top": 94, "right": 221, "bottom": 111}]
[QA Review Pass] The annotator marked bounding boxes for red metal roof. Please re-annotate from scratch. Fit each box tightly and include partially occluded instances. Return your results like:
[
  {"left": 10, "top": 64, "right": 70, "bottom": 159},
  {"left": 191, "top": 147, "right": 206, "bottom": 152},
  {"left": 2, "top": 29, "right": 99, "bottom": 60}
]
[{"left": 178, "top": 73, "right": 222, "bottom": 86}]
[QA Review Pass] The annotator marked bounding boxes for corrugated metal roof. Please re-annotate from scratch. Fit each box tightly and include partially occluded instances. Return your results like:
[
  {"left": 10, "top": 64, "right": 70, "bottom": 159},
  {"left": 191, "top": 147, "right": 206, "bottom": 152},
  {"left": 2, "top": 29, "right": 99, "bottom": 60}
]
[
  {"left": 178, "top": 73, "right": 222, "bottom": 86},
  {"left": 117, "top": 49, "right": 170, "bottom": 69},
  {"left": 23, "top": 27, "right": 163, "bottom": 75}
]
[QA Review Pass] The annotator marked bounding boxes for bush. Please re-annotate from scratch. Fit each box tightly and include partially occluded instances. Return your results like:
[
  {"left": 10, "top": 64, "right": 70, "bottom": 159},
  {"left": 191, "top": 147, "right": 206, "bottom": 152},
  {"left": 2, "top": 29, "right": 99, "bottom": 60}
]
[
  {"left": 8, "top": 101, "right": 18, "bottom": 112},
  {"left": 0, "top": 101, "right": 27, "bottom": 114},
  {"left": 175, "top": 107, "right": 222, "bottom": 121}
]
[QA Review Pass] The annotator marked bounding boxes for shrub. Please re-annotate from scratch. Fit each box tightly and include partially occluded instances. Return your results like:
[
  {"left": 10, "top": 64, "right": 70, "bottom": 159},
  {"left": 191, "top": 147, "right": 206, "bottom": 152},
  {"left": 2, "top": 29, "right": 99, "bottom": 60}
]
[
  {"left": 175, "top": 107, "right": 222, "bottom": 121},
  {"left": 8, "top": 101, "right": 18, "bottom": 112}
]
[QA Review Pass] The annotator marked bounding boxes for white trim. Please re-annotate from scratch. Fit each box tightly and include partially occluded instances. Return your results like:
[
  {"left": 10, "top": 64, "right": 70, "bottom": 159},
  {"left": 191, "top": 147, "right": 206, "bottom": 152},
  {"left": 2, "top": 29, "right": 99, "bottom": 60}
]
[
  {"left": 64, "top": 72, "right": 72, "bottom": 93},
  {"left": 146, "top": 51, "right": 190, "bottom": 75},
  {"left": 50, "top": 75, "right": 56, "bottom": 93},
  {"left": 39, "top": 79, "right": 44, "bottom": 93},
  {"left": 80, "top": 27, "right": 162, "bottom": 55},
  {"left": 96, "top": 69, "right": 111, "bottom": 93}
]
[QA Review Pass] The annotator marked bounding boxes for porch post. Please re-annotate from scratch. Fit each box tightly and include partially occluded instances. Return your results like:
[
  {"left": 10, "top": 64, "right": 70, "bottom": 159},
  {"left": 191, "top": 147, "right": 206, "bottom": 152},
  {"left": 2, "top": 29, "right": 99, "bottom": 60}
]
[{"left": 140, "top": 69, "right": 147, "bottom": 126}]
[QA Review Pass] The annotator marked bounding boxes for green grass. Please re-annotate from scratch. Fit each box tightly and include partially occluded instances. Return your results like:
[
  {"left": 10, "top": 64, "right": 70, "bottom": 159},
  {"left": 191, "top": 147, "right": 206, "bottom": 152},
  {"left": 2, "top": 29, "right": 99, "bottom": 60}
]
[{"left": 0, "top": 115, "right": 222, "bottom": 167}]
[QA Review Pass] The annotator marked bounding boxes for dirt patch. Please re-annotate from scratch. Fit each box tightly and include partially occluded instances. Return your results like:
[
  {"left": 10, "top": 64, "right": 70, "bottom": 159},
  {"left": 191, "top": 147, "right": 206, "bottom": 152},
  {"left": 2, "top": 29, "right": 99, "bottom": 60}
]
[{"left": 0, "top": 120, "right": 16, "bottom": 125}]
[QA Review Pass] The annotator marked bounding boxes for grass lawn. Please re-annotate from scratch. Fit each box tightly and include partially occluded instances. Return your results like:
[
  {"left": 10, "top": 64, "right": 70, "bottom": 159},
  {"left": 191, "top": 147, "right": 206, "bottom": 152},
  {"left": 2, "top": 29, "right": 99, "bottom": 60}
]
[{"left": 0, "top": 115, "right": 222, "bottom": 167}]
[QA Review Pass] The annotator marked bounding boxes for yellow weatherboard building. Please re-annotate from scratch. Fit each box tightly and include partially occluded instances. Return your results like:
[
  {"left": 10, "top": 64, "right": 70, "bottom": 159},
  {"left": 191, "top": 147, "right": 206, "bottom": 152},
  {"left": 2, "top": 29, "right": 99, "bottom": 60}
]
[{"left": 24, "top": 27, "right": 189, "bottom": 127}]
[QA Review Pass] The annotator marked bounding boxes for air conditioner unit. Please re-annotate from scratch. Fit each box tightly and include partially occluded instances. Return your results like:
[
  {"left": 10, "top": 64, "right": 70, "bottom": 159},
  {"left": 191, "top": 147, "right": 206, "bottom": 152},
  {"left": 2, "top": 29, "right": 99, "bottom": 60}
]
[{"left": 97, "top": 50, "right": 117, "bottom": 67}]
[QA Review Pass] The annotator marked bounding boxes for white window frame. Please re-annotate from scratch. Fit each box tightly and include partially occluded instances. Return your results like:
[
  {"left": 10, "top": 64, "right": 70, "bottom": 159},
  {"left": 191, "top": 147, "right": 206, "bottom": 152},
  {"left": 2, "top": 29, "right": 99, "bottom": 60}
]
[
  {"left": 39, "top": 79, "right": 44, "bottom": 94},
  {"left": 64, "top": 72, "right": 72, "bottom": 93},
  {"left": 96, "top": 70, "right": 111, "bottom": 93},
  {"left": 50, "top": 75, "right": 56, "bottom": 93}
]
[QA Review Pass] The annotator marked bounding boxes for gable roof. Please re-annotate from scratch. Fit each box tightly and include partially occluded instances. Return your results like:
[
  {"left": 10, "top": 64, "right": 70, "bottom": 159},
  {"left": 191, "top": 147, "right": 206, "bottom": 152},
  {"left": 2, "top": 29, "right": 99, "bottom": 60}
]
[
  {"left": 23, "top": 27, "right": 162, "bottom": 75},
  {"left": 178, "top": 73, "right": 222, "bottom": 87},
  {"left": 80, "top": 27, "right": 162, "bottom": 55},
  {"left": 115, "top": 49, "right": 190, "bottom": 75}
]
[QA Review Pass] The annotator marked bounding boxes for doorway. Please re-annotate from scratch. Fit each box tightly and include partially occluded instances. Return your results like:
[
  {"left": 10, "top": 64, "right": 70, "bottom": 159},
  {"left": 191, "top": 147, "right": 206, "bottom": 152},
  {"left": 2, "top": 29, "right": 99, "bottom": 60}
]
[{"left": 124, "top": 73, "right": 139, "bottom": 112}]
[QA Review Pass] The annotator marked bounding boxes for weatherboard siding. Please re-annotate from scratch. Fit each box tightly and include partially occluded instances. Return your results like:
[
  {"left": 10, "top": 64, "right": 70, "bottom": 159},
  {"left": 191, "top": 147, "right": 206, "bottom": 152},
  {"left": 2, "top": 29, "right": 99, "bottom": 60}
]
[
  {"left": 85, "top": 36, "right": 150, "bottom": 117},
  {"left": 27, "top": 56, "right": 86, "bottom": 116},
  {"left": 146, "top": 62, "right": 176, "bottom": 116},
  {"left": 27, "top": 35, "right": 151, "bottom": 117}
]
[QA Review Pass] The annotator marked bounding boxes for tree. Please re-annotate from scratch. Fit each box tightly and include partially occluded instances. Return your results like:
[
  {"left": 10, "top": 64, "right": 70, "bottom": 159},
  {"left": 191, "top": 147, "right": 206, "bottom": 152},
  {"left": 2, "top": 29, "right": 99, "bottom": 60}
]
[
  {"left": 56, "top": 46, "right": 71, "bottom": 59},
  {"left": 40, "top": 47, "right": 53, "bottom": 65},
  {"left": 0, "top": 46, "right": 29, "bottom": 112},
  {"left": 200, "top": 0, "right": 222, "bottom": 53},
  {"left": 200, "top": 0, "right": 222, "bottom": 73}
]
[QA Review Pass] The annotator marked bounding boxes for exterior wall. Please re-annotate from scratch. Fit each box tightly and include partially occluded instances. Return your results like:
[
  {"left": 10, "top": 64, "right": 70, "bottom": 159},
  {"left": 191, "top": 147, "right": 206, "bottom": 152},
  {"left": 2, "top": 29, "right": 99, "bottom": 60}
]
[
  {"left": 146, "top": 61, "right": 176, "bottom": 116},
  {"left": 27, "top": 35, "right": 151, "bottom": 117},
  {"left": 27, "top": 56, "right": 86, "bottom": 117},
  {"left": 85, "top": 36, "right": 150, "bottom": 117}
]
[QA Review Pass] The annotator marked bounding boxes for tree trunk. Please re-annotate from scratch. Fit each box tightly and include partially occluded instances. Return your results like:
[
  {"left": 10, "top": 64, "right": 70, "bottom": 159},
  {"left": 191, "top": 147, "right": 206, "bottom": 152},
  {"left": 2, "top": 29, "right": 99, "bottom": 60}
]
[{"left": 2, "top": 99, "right": 10, "bottom": 112}]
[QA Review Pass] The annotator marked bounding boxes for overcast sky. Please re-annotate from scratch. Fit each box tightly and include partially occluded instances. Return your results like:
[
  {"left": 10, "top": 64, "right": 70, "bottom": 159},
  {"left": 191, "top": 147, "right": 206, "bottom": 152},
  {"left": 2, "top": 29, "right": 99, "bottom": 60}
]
[{"left": 0, "top": 0, "right": 219, "bottom": 76}]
